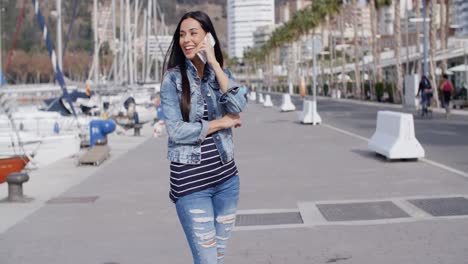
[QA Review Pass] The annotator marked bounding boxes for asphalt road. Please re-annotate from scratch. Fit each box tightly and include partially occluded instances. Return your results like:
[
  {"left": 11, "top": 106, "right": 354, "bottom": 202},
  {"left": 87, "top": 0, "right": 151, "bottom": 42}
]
[{"left": 265, "top": 92, "right": 468, "bottom": 174}]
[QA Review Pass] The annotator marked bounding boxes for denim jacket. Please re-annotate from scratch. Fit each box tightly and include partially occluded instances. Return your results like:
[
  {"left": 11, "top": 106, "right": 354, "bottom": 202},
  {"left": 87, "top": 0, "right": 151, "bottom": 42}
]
[{"left": 160, "top": 59, "right": 247, "bottom": 165}]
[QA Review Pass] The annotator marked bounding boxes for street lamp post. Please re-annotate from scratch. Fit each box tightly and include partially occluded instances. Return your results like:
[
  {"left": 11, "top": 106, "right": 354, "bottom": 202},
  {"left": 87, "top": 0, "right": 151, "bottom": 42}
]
[
  {"left": 410, "top": 8, "right": 429, "bottom": 76},
  {"left": 422, "top": 0, "right": 428, "bottom": 76}
]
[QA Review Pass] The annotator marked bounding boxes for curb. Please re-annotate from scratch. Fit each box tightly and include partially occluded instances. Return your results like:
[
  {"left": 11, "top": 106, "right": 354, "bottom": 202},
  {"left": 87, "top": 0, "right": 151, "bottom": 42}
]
[{"left": 257, "top": 91, "right": 468, "bottom": 116}]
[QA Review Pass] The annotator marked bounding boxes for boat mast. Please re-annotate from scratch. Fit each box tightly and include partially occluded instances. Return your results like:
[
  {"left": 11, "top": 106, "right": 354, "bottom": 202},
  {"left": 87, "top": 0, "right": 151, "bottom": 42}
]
[
  {"left": 0, "top": 1, "right": 3, "bottom": 84},
  {"left": 126, "top": 0, "right": 132, "bottom": 84},
  {"left": 143, "top": 8, "right": 148, "bottom": 83},
  {"left": 93, "top": 0, "right": 99, "bottom": 84},
  {"left": 57, "top": 0, "right": 63, "bottom": 70},
  {"left": 112, "top": 0, "right": 117, "bottom": 83},
  {"left": 145, "top": 0, "right": 152, "bottom": 81},
  {"left": 153, "top": 0, "right": 159, "bottom": 82}
]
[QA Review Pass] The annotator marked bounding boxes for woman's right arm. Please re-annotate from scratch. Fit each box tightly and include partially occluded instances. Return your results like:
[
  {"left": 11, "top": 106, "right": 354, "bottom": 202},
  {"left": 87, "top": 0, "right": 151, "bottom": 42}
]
[
  {"left": 207, "top": 114, "right": 241, "bottom": 135},
  {"left": 160, "top": 71, "right": 241, "bottom": 145},
  {"left": 160, "top": 71, "right": 209, "bottom": 145}
]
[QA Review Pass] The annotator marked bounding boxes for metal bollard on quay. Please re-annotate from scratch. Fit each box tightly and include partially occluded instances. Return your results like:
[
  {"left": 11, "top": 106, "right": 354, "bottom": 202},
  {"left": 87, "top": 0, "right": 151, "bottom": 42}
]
[{"left": 3, "top": 172, "right": 33, "bottom": 203}]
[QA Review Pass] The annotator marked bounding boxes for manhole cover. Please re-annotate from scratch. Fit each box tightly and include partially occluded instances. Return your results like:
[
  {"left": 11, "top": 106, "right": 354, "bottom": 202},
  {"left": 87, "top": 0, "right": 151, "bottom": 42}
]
[
  {"left": 408, "top": 197, "right": 468, "bottom": 216},
  {"left": 317, "top": 201, "right": 410, "bottom": 222},
  {"left": 235, "top": 212, "right": 303, "bottom": 226},
  {"left": 46, "top": 196, "right": 99, "bottom": 204}
]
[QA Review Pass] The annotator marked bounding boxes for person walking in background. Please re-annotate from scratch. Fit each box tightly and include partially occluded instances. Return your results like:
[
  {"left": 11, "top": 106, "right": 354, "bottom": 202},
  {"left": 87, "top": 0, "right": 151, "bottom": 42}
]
[
  {"left": 417, "top": 75, "right": 433, "bottom": 117},
  {"left": 439, "top": 73, "right": 454, "bottom": 118},
  {"left": 160, "top": 11, "right": 247, "bottom": 264}
]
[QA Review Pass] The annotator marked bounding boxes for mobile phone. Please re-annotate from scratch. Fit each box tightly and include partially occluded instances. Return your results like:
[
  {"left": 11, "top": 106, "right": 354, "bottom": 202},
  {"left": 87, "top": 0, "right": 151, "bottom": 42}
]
[{"left": 197, "top": 33, "right": 216, "bottom": 64}]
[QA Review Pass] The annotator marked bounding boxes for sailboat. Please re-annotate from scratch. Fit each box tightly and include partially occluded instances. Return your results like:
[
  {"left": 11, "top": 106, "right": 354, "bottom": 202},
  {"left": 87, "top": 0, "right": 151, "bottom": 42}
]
[
  {"left": 0, "top": 155, "right": 29, "bottom": 184},
  {"left": 0, "top": 0, "right": 83, "bottom": 175},
  {"left": 0, "top": 91, "right": 31, "bottom": 183}
]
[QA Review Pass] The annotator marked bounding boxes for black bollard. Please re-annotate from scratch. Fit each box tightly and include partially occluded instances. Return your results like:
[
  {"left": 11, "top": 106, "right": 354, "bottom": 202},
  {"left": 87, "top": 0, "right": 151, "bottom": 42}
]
[
  {"left": 134, "top": 124, "right": 142, "bottom": 136},
  {"left": 5, "top": 172, "right": 33, "bottom": 203}
]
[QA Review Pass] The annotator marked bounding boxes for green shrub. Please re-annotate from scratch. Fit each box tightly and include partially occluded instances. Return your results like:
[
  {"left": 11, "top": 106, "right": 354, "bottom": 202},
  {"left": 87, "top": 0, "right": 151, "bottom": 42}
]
[
  {"left": 364, "top": 83, "right": 371, "bottom": 100},
  {"left": 307, "top": 84, "right": 312, "bottom": 95},
  {"left": 375, "top": 82, "right": 385, "bottom": 101},
  {"left": 384, "top": 83, "right": 395, "bottom": 103},
  {"left": 323, "top": 84, "right": 329, "bottom": 96},
  {"left": 346, "top": 82, "right": 353, "bottom": 94}
]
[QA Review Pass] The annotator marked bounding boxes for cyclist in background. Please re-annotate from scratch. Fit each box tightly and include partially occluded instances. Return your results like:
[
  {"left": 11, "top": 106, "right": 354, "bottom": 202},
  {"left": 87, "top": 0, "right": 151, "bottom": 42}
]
[{"left": 417, "top": 75, "right": 433, "bottom": 117}]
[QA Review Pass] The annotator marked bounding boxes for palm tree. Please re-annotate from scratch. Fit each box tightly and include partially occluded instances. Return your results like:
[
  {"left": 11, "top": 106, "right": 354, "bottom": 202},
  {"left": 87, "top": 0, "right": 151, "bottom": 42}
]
[
  {"left": 440, "top": 0, "right": 449, "bottom": 72},
  {"left": 339, "top": 4, "right": 347, "bottom": 98},
  {"left": 445, "top": 0, "right": 451, "bottom": 68},
  {"left": 369, "top": 0, "right": 378, "bottom": 98},
  {"left": 394, "top": 0, "right": 403, "bottom": 103},
  {"left": 321, "top": 20, "right": 327, "bottom": 95},
  {"left": 330, "top": 17, "right": 337, "bottom": 94},
  {"left": 429, "top": 0, "right": 440, "bottom": 107},
  {"left": 351, "top": 0, "right": 361, "bottom": 98},
  {"left": 244, "top": 0, "right": 341, "bottom": 61},
  {"left": 415, "top": 0, "right": 422, "bottom": 75}
]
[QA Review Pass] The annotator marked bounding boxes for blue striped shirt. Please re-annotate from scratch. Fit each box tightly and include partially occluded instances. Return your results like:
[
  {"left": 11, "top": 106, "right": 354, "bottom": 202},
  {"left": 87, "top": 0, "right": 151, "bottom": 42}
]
[{"left": 169, "top": 101, "right": 238, "bottom": 203}]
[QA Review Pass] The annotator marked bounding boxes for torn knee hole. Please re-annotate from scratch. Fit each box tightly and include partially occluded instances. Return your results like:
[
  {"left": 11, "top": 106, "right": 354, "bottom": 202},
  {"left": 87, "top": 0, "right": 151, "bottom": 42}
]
[
  {"left": 201, "top": 239, "right": 217, "bottom": 248},
  {"left": 216, "top": 214, "right": 236, "bottom": 224}
]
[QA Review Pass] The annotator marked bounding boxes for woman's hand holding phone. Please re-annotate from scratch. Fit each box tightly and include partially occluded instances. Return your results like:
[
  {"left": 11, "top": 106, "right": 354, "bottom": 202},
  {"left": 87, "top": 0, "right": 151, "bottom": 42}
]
[{"left": 197, "top": 33, "right": 216, "bottom": 65}]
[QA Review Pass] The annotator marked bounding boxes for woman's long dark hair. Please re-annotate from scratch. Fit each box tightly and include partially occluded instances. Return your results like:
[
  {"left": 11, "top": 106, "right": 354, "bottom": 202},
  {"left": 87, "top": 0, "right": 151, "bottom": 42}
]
[{"left": 162, "top": 11, "right": 224, "bottom": 122}]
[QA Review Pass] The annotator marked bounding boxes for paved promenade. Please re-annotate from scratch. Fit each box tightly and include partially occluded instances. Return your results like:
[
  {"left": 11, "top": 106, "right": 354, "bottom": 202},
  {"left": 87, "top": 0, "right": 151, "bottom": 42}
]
[{"left": 1, "top": 99, "right": 468, "bottom": 264}]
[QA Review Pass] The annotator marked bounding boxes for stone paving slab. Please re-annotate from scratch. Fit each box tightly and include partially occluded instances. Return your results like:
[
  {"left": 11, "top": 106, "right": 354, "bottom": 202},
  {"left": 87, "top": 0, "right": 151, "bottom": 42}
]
[{"left": 0, "top": 124, "right": 153, "bottom": 234}]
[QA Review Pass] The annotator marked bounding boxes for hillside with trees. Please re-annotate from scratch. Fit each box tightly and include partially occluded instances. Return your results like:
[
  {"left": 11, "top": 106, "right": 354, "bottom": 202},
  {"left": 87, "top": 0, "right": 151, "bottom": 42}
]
[{"left": 1, "top": 0, "right": 281, "bottom": 83}]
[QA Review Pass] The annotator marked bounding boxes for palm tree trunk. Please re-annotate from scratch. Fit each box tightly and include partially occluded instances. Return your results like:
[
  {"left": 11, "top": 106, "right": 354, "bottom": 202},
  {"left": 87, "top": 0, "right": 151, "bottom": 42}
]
[
  {"left": 370, "top": 0, "right": 378, "bottom": 100},
  {"left": 445, "top": 0, "right": 451, "bottom": 60},
  {"left": 330, "top": 22, "right": 336, "bottom": 94},
  {"left": 415, "top": 0, "right": 422, "bottom": 75},
  {"left": 440, "top": 0, "right": 447, "bottom": 72},
  {"left": 352, "top": 0, "right": 361, "bottom": 98},
  {"left": 340, "top": 6, "right": 347, "bottom": 98},
  {"left": 321, "top": 21, "right": 326, "bottom": 95},
  {"left": 394, "top": 0, "right": 403, "bottom": 103},
  {"left": 376, "top": 6, "right": 383, "bottom": 82},
  {"left": 429, "top": 0, "right": 440, "bottom": 107}
]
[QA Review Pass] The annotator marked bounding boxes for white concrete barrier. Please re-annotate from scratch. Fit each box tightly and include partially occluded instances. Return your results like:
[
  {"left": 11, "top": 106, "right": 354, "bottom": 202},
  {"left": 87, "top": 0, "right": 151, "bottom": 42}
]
[
  {"left": 280, "top": 93, "right": 296, "bottom": 112},
  {"left": 249, "top": 92, "right": 257, "bottom": 101},
  {"left": 263, "top": 95, "right": 273, "bottom": 107},
  {"left": 299, "top": 100, "right": 321, "bottom": 125},
  {"left": 331, "top": 89, "right": 341, "bottom": 99},
  {"left": 258, "top": 93, "right": 265, "bottom": 104},
  {"left": 368, "top": 111, "right": 424, "bottom": 159}
]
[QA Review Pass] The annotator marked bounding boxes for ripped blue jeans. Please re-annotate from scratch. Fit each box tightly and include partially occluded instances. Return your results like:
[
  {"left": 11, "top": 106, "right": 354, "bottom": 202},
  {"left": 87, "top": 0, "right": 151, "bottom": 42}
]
[{"left": 176, "top": 176, "right": 239, "bottom": 264}]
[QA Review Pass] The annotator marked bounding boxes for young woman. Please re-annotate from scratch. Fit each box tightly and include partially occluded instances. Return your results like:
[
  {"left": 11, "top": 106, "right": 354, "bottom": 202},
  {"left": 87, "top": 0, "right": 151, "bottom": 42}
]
[
  {"left": 160, "top": 11, "right": 247, "bottom": 264},
  {"left": 439, "top": 73, "right": 454, "bottom": 117}
]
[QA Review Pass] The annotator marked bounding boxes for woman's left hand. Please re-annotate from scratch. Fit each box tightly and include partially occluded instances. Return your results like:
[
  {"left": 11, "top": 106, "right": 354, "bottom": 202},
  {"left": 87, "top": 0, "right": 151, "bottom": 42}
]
[{"left": 198, "top": 36, "right": 217, "bottom": 66}]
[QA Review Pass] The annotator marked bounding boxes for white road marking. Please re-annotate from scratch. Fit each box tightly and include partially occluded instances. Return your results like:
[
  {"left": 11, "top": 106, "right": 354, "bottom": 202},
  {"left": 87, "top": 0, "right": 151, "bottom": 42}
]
[{"left": 322, "top": 123, "right": 468, "bottom": 179}]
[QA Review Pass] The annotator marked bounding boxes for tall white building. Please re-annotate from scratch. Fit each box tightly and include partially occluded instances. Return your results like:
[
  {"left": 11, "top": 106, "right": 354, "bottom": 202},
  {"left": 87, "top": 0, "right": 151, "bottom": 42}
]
[
  {"left": 227, "top": 0, "right": 275, "bottom": 59},
  {"left": 454, "top": 0, "right": 468, "bottom": 37}
]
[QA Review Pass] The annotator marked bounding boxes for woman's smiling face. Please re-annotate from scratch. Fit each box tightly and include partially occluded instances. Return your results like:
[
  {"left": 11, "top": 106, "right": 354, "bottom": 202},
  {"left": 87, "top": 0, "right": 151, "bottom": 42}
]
[{"left": 179, "top": 18, "right": 206, "bottom": 60}]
